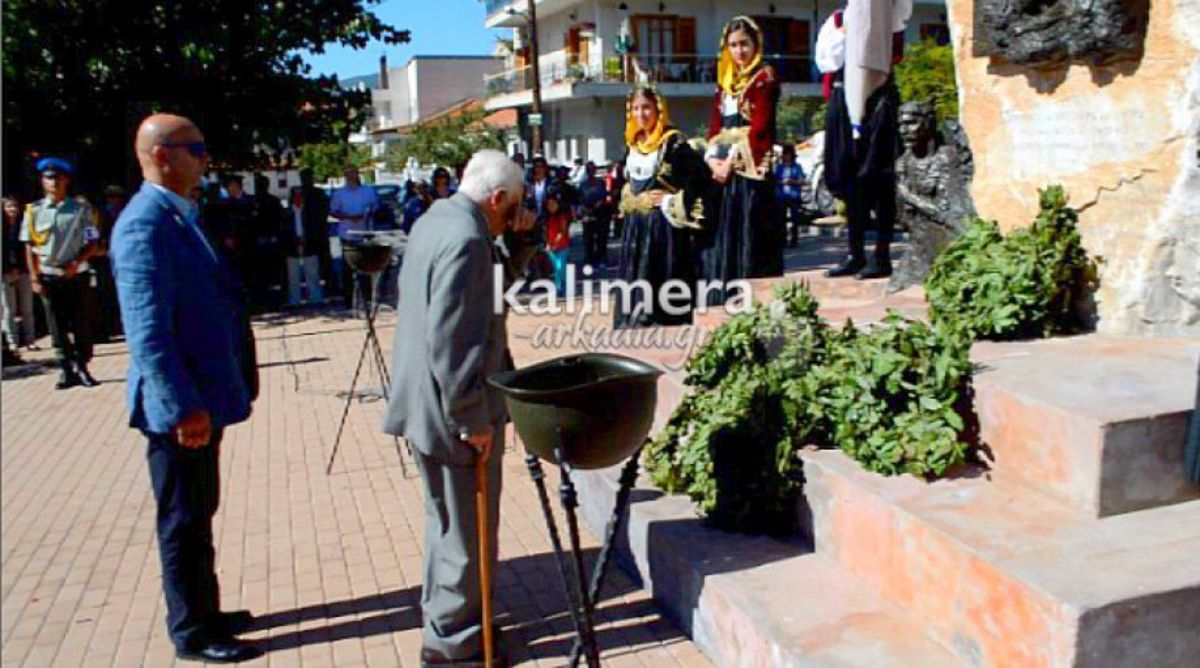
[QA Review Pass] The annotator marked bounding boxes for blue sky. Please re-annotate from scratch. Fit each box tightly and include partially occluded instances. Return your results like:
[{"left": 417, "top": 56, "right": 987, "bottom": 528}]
[{"left": 302, "top": 0, "right": 504, "bottom": 79}]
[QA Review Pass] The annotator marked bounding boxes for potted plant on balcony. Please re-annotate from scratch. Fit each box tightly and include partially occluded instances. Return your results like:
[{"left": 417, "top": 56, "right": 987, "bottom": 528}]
[
  {"left": 566, "top": 63, "right": 590, "bottom": 82},
  {"left": 604, "top": 56, "right": 623, "bottom": 82}
]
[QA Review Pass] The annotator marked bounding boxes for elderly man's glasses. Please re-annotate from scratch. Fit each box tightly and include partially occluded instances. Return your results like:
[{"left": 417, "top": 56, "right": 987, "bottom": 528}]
[{"left": 160, "top": 141, "right": 208, "bottom": 158}]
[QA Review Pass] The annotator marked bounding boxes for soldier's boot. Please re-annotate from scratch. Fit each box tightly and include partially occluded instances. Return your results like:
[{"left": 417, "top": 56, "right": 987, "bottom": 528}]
[
  {"left": 55, "top": 359, "right": 80, "bottom": 390},
  {"left": 826, "top": 255, "right": 866, "bottom": 278},
  {"left": 74, "top": 361, "right": 99, "bottom": 388},
  {"left": 857, "top": 244, "right": 893, "bottom": 280}
]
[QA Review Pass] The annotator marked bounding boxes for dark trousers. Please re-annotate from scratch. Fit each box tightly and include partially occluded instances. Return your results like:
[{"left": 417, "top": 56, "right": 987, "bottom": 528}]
[
  {"left": 830, "top": 78, "right": 900, "bottom": 265},
  {"left": 847, "top": 174, "right": 896, "bottom": 262},
  {"left": 39, "top": 273, "right": 94, "bottom": 366},
  {"left": 781, "top": 198, "right": 804, "bottom": 245},
  {"left": 147, "top": 430, "right": 223, "bottom": 650},
  {"left": 582, "top": 213, "right": 611, "bottom": 267}
]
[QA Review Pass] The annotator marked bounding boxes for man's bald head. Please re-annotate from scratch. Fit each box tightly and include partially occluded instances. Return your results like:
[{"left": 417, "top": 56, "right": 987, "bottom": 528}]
[
  {"left": 135, "top": 113, "right": 208, "bottom": 196},
  {"left": 135, "top": 114, "right": 199, "bottom": 155}
]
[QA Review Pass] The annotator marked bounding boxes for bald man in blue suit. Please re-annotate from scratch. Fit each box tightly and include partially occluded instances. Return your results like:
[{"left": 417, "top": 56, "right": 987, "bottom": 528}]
[{"left": 111, "top": 114, "right": 261, "bottom": 664}]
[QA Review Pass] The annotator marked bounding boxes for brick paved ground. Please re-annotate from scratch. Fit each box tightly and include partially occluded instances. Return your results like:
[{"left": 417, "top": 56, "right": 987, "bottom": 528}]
[{"left": 1, "top": 308, "right": 710, "bottom": 667}]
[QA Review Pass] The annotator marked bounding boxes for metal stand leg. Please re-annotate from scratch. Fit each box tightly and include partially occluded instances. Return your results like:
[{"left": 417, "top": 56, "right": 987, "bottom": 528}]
[
  {"left": 326, "top": 323, "right": 371, "bottom": 474},
  {"left": 525, "top": 454, "right": 591, "bottom": 661},
  {"left": 527, "top": 442, "right": 646, "bottom": 668},
  {"left": 326, "top": 274, "right": 409, "bottom": 476},
  {"left": 556, "top": 450, "right": 601, "bottom": 668},
  {"left": 568, "top": 443, "right": 644, "bottom": 667}
]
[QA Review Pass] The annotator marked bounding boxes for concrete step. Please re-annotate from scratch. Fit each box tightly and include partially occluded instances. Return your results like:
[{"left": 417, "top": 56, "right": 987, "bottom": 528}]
[
  {"left": 571, "top": 466, "right": 962, "bottom": 668},
  {"left": 972, "top": 335, "right": 1200, "bottom": 516},
  {"left": 800, "top": 449, "right": 1200, "bottom": 668}
]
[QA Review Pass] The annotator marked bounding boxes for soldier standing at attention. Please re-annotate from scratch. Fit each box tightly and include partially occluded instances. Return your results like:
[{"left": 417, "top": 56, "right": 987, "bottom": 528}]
[{"left": 21, "top": 157, "right": 101, "bottom": 389}]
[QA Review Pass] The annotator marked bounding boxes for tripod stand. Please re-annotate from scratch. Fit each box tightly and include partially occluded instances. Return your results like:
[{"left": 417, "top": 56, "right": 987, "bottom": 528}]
[{"left": 326, "top": 270, "right": 409, "bottom": 476}]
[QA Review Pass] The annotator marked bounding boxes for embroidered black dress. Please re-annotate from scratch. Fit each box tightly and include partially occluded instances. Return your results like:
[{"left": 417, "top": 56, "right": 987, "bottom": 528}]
[
  {"left": 699, "top": 66, "right": 783, "bottom": 306},
  {"left": 613, "top": 132, "right": 711, "bottom": 329}
]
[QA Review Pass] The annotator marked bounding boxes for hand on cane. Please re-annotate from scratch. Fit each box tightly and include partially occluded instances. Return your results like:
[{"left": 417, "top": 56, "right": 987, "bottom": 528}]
[{"left": 464, "top": 429, "right": 493, "bottom": 461}]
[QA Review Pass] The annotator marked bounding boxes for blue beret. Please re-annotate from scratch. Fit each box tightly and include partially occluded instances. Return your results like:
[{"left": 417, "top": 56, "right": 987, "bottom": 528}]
[{"left": 36, "top": 157, "right": 75, "bottom": 175}]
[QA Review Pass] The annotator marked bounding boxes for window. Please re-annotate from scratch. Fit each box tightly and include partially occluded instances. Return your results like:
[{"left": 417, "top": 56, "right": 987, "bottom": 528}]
[
  {"left": 566, "top": 25, "right": 595, "bottom": 69},
  {"left": 631, "top": 15, "right": 697, "bottom": 82},
  {"left": 752, "top": 16, "right": 813, "bottom": 83}
]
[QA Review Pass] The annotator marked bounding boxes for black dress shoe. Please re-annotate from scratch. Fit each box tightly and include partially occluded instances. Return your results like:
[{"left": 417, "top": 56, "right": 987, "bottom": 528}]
[
  {"left": 857, "top": 260, "right": 893, "bottom": 280},
  {"left": 420, "top": 649, "right": 509, "bottom": 668},
  {"left": 825, "top": 256, "right": 866, "bottom": 278},
  {"left": 176, "top": 639, "right": 263, "bottom": 664},
  {"left": 55, "top": 372, "right": 81, "bottom": 390},
  {"left": 75, "top": 364, "right": 99, "bottom": 387},
  {"left": 420, "top": 631, "right": 509, "bottom": 668},
  {"left": 210, "top": 609, "right": 254, "bottom": 636}
]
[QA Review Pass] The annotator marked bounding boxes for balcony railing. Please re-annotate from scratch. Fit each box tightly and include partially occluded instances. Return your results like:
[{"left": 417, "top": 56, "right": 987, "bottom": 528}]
[
  {"left": 483, "top": 0, "right": 516, "bottom": 18},
  {"left": 484, "top": 54, "right": 817, "bottom": 98}
]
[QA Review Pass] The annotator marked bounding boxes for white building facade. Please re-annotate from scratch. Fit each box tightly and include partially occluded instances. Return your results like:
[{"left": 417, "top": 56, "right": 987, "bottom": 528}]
[
  {"left": 482, "top": 0, "right": 949, "bottom": 165},
  {"left": 349, "top": 55, "right": 505, "bottom": 159}
]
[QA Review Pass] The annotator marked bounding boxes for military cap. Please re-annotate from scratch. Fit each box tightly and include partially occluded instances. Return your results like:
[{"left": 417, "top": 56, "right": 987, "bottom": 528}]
[{"left": 36, "top": 157, "right": 75, "bottom": 175}]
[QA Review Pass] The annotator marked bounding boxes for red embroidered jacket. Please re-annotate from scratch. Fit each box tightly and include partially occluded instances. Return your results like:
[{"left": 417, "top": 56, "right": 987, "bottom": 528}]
[{"left": 707, "top": 65, "right": 780, "bottom": 172}]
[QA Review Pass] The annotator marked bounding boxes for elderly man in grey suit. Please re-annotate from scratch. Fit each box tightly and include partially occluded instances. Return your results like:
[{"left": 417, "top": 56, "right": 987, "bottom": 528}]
[{"left": 382, "top": 150, "right": 531, "bottom": 667}]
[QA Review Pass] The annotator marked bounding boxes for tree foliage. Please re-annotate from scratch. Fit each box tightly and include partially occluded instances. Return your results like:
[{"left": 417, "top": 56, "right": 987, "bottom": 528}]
[
  {"left": 894, "top": 39, "right": 960, "bottom": 124},
  {"left": 383, "top": 109, "right": 504, "bottom": 172},
  {"left": 777, "top": 96, "right": 827, "bottom": 144},
  {"left": 297, "top": 141, "right": 373, "bottom": 183},
  {"left": 2, "top": 0, "right": 408, "bottom": 192}
]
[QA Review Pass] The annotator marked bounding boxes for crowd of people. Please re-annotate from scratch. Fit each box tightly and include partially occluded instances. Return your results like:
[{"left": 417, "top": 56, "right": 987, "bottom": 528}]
[{"left": 1, "top": 160, "right": 436, "bottom": 372}]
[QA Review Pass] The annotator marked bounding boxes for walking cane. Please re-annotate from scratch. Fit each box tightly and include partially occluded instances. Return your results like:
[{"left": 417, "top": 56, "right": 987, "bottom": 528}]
[{"left": 475, "top": 450, "right": 495, "bottom": 668}]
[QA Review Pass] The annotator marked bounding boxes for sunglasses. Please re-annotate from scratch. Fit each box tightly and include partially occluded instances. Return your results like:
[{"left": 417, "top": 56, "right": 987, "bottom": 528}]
[{"left": 160, "top": 141, "right": 208, "bottom": 158}]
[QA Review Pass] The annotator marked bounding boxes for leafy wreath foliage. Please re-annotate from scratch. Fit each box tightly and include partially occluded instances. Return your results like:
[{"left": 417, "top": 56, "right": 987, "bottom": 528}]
[
  {"left": 645, "top": 285, "right": 972, "bottom": 532},
  {"left": 926, "top": 185, "right": 1097, "bottom": 340},
  {"left": 646, "top": 186, "right": 1095, "bottom": 533}
]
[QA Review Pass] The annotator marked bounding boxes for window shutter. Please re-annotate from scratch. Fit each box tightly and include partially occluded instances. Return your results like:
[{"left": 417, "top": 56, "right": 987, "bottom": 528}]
[
  {"left": 788, "top": 19, "right": 811, "bottom": 55},
  {"left": 676, "top": 17, "right": 696, "bottom": 57}
]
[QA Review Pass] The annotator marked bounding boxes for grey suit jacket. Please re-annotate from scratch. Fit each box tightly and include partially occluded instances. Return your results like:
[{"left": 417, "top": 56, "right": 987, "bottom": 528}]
[{"left": 382, "top": 193, "right": 511, "bottom": 465}]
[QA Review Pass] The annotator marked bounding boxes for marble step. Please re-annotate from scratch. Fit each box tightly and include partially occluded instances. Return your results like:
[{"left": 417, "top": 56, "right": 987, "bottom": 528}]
[
  {"left": 800, "top": 448, "right": 1200, "bottom": 668},
  {"left": 571, "top": 466, "right": 961, "bottom": 668},
  {"left": 972, "top": 335, "right": 1200, "bottom": 516}
]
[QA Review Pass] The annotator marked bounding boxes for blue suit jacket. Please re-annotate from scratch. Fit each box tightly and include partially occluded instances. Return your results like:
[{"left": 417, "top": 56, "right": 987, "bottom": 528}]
[{"left": 111, "top": 182, "right": 253, "bottom": 435}]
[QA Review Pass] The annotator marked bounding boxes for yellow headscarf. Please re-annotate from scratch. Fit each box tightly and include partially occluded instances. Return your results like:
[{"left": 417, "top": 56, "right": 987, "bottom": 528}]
[
  {"left": 624, "top": 86, "right": 680, "bottom": 154},
  {"left": 717, "top": 16, "right": 764, "bottom": 99}
]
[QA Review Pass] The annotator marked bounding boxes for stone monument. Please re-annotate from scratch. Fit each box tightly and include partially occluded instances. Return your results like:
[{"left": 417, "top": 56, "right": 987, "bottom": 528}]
[
  {"left": 889, "top": 101, "right": 977, "bottom": 292},
  {"left": 946, "top": 0, "right": 1200, "bottom": 335}
]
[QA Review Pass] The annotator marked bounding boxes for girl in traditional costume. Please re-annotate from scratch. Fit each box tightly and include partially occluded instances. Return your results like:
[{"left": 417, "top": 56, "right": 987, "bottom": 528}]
[
  {"left": 613, "top": 86, "right": 711, "bottom": 328},
  {"left": 700, "top": 16, "right": 782, "bottom": 305}
]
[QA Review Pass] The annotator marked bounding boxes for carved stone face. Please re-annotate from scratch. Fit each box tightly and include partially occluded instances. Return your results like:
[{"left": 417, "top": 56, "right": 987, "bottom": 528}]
[{"left": 898, "top": 102, "right": 936, "bottom": 153}]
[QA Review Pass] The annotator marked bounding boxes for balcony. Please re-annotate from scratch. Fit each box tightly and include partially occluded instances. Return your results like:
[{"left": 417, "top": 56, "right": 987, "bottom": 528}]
[
  {"left": 483, "top": 0, "right": 512, "bottom": 14},
  {"left": 484, "top": 53, "right": 817, "bottom": 103},
  {"left": 483, "top": 0, "right": 580, "bottom": 28}
]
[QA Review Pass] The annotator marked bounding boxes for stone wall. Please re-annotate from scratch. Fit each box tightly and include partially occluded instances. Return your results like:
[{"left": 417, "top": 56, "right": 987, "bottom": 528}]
[{"left": 944, "top": 0, "right": 1200, "bottom": 336}]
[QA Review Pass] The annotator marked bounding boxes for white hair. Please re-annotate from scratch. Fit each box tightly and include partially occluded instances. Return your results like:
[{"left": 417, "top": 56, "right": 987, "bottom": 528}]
[{"left": 457, "top": 149, "right": 524, "bottom": 203}]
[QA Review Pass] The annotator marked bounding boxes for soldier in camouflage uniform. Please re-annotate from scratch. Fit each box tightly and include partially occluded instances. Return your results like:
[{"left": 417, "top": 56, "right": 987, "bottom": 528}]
[{"left": 21, "top": 157, "right": 101, "bottom": 388}]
